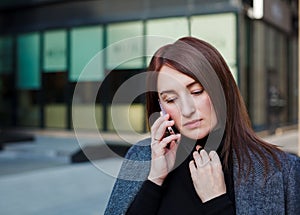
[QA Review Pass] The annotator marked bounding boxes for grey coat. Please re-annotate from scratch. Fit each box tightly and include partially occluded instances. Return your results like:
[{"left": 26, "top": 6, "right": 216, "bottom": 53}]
[{"left": 104, "top": 138, "right": 300, "bottom": 215}]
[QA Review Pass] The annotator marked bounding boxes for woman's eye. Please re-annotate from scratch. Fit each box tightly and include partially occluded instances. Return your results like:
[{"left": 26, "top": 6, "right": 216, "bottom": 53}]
[
  {"left": 165, "top": 97, "right": 176, "bottom": 103},
  {"left": 192, "top": 89, "right": 204, "bottom": 95}
]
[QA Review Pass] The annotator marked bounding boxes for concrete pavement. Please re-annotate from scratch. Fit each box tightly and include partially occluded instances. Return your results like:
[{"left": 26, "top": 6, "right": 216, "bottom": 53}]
[
  {"left": 0, "top": 131, "right": 125, "bottom": 215},
  {"left": 262, "top": 130, "right": 299, "bottom": 155},
  {"left": 0, "top": 159, "right": 121, "bottom": 215},
  {"left": 0, "top": 129, "right": 298, "bottom": 215}
]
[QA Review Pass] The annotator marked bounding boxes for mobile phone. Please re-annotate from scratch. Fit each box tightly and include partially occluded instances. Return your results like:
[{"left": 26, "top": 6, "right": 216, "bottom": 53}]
[{"left": 158, "top": 100, "right": 176, "bottom": 136}]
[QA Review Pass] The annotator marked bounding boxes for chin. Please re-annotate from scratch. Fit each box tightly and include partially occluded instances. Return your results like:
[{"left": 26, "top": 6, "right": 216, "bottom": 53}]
[{"left": 181, "top": 129, "right": 209, "bottom": 140}]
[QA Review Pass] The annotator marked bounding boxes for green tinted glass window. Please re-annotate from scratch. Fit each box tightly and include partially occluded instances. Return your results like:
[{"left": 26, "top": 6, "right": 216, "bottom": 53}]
[
  {"left": 107, "top": 21, "right": 144, "bottom": 69},
  {"left": 191, "top": 13, "right": 237, "bottom": 80},
  {"left": 0, "top": 36, "right": 13, "bottom": 74},
  {"left": 146, "top": 17, "right": 189, "bottom": 62},
  {"left": 44, "top": 30, "right": 67, "bottom": 72},
  {"left": 70, "top": 26, "right": 103, "bottom": 82},
  {"left": 17, "top": 33, "right": 40, "bottom": 89}
]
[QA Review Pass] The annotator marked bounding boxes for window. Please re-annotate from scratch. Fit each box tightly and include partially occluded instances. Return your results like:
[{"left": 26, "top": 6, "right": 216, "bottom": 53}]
[
  {"left": 0, "top": 36, "right": 13, "bottom": 74},
  {"left": 146, "top": 17, "right": 189, "bottom": 63},
  {"left": 191, "top": 13, "right": 237, "bottom": 81},
  {"left": 44, "top": 30, "right": 67, "bottom": 72},
  {"left": 70, "top": 26, "right": 104, "bottom": 82},
  {"left": 17, "top": 33, "right": 40, "bottom": 89},
  {"left": 107, "top": 21, "right": 144, "bottom": 69},
  {"left": 16, "top": 32, "right": 41, "bottom": 126}
]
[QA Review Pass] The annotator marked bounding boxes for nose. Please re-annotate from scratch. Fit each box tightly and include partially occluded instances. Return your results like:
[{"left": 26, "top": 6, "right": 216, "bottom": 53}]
[{"left": 180, "top": 95, "right": 196, "bottom": 117}]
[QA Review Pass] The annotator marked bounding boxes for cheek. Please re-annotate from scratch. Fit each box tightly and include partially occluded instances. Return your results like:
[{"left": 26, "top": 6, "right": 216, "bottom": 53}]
[
  {"left": 204, "top": 97, "right": 218, "bottom": 125},
  {"left": 164, "top": 106, "right": 181, "bottom": 122},
  {"left": 204, "top": 98, "right": 213, "bottom": 113},
  {"left": 196, "top": 95, "right": 217, "bottom": 119}
]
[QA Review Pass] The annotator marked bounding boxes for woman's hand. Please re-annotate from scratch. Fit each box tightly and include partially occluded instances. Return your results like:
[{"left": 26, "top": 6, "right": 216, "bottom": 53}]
[
  {"left": 148, "top": 114, "right": 181, "bottom": 186},
  {"left": 189, "top": 148, "right": 226, "bottom": 203}
]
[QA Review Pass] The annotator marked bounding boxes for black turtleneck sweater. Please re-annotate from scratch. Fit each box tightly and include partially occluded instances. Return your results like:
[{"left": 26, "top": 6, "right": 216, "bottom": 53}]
[{"left": 126, "top": 136, "right": 235, "bottom": 215}]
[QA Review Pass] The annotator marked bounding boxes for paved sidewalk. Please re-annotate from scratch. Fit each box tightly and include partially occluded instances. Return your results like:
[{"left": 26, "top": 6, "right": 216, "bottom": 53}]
[
  {"left": 0, "top": 132, "right": 125, "bottom": 215},
  {"left": 262, "top": 130, "right": 299, "bottom": 155},
  {"left": 0, "top": 129, "right": 298, "bottom": 215},
  {"left": 0, "top": 158, "right": 122, "bottom": 215}
]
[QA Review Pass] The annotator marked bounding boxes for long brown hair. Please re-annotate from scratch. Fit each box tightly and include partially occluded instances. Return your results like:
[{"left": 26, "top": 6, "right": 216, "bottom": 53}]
[{"left": 145, "top": 36, "right": 282, "bottom": 179}]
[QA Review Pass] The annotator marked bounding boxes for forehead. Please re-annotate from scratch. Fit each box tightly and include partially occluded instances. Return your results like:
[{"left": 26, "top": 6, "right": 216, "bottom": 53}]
[{"left": 157, "top": 65, "right": 197, "bottom": 89}]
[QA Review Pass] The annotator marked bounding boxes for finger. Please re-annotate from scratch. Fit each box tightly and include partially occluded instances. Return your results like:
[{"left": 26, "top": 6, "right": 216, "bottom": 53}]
[
  {"left": 163, "top": 133, "right": 180, "bottom": 143},
  {"left": 160, "top": 134, "right": 180, "bottom": 149},
  {"left": 189, "top": 160, "right": 197, "bottom": 174},
  {"left": 193, "top": 151, "right": 202, "bottom": 168},
  {"left": 168, "top": 134, "right": 181, "bottom": 151},
  {"left": 151, "top": 134, "right": 180, "bottom": 158},
  {"left": 151, "top": 116, "right": 174, "bottom": 142},
  {"left": 155, "top": 120, "right": 175, "bottom": 140},
  {"left": 151, "top": 114, "right": 170, "bottom": 133},
  {"left": 199, "top": 149, "right": 210, "bottom": 164},
  {"left": 209, "top": 151, "right": 221, "bottom": 164}
]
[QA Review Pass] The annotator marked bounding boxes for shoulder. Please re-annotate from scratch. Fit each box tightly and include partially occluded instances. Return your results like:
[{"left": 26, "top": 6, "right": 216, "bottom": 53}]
[
  {"left": 255, "top": 149, "right": 300, "bottom": 181},
  {"left": 237, "top": 146, "right": 298, "bottom": 182},
  {"left": 273, "top": 150, "right": 300, "bottom": 172},
  {"left": 125, "top": 137, "right": 152, "bottom": 161},
  {"left": 104, "top": 138, "right": 152, "bottom": 214},
  {"left": 235, "top": 148, "right": 299, "bottom": 189},
  {"left": 279, "top": 152, "right": 300, "bottom": 177},
  {"left": 116, "top": 137, "right": 152, "bottom": 181}
]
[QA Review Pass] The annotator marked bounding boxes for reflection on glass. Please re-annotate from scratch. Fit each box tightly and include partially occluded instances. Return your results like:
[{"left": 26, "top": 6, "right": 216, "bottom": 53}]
[
  {"left": 71, "top": 81, "right": 103, "bottom": 130},
  {"left": 107, "top": 21, "right": 144, "bottom": 69},
  {"left": 17, "top": 33, "right": 41, "bottom": 127},
  {"left": 44, "top": 30, "right": 67, "bottom": 72},
  {"left": 146, "top": 17, "right": 189, "bottom": 63},
  {"left": 101, "top": 69, "right": 146, "bottom": 132},
  {"left": 70, "top": 26, "right": 104, "bottom": 82},
  {"left": 17, "top": 33, "right": 40, "bottom": 90},
  {"left": 18, "top": 90, "right": 40, "bottom": 127},
  {"left": 0, "top": 36, "right": 13, "bottom": 74},
  {"left": 191, "top": 13, "right": 237, "bottom": 81},
  {"left": 43, "top": 72, "right": 67, "bottom": 128}
]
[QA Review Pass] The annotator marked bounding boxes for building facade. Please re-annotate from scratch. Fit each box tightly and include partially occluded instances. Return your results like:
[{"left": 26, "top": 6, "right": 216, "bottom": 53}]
[{"left": 0, "top": 0, "right": 298, "bottom": 133}]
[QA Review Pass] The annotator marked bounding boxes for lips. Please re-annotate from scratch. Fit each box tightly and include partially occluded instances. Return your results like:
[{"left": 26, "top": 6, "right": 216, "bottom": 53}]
[{"left": 183, "top": 119, "right": 202, "bottom": 129}]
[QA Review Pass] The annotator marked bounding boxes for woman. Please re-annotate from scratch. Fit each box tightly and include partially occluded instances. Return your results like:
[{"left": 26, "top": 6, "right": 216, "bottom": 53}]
[{"left": 104, "top": 37, "right": 300, "bottom": 215}]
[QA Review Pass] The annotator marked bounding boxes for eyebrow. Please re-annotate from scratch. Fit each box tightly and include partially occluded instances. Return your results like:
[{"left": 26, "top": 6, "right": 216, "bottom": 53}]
[
  {"left": 159, "top": 81, "right": 200, "bottom": 95},
  {"left": 186, "top": 81, "right": 198, "bottom": 88},
  {"left": 160, "top": 90, "right": 176, "bottom": 95}
]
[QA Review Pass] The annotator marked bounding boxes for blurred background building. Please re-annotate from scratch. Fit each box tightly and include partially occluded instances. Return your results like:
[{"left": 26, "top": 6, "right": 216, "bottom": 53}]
[{"left": 0, "top": 0, "right": 298, "bottom": 134}]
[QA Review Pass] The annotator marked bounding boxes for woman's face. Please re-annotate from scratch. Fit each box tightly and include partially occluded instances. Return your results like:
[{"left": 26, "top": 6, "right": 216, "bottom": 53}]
[{"left": 157, "top": 65, "right": 217, "bottom": 140}]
